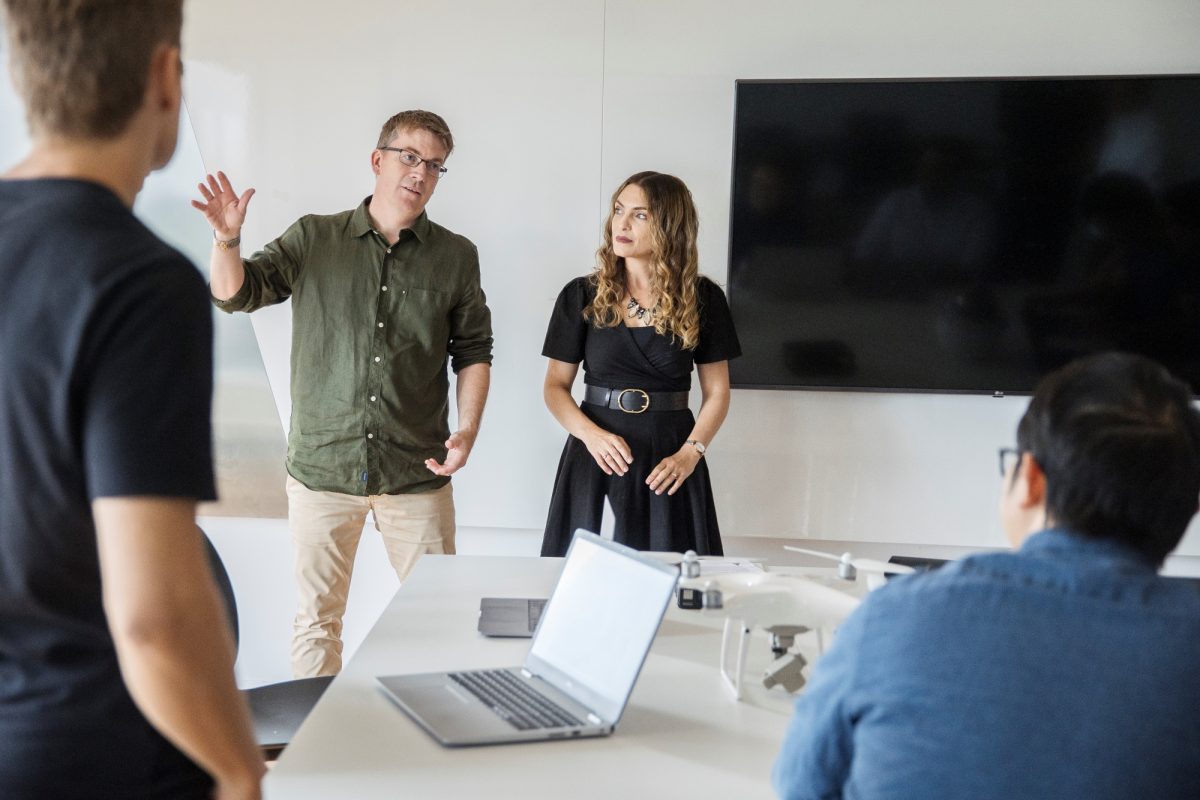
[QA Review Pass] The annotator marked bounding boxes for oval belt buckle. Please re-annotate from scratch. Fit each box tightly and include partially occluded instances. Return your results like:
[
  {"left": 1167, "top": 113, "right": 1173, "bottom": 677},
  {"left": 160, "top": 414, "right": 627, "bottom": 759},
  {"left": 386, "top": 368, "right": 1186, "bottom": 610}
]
[{"left": 617, "top": 388, "right": 650, "bottom": 414}]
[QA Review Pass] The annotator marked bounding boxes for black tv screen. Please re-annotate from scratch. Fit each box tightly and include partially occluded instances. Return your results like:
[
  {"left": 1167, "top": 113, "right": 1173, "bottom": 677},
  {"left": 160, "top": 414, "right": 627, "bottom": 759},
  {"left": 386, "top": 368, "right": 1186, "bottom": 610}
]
[{"left": 728, "top": 76, "right": 1200, "bottom": 394}]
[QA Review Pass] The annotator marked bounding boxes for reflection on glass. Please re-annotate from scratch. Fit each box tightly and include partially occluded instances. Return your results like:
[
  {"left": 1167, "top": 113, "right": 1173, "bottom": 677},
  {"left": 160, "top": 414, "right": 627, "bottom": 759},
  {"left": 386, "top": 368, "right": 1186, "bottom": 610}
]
[
  {"left": 0, "top": 49, "right": 287, "bottom": 517},
  {"left": 137, "top": 102, "right": 288, "bottom": 517}
]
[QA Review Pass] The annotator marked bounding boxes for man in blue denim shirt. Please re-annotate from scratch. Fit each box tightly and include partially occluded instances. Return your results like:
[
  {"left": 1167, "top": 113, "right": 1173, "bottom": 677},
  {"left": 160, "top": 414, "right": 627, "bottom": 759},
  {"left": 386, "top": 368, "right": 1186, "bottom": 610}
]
[{"left": 773, "top": 353, "right": 1200, "bottom": 799}]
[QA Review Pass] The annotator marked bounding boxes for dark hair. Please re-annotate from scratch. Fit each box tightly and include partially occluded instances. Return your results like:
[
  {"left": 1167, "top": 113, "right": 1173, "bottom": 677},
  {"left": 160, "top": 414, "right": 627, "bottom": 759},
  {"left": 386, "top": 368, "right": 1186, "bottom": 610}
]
[
  {"left": 1016, "top": 352, "right": 1200, "bottom": 563},
  {"left": 2, "top": 0, "right": 183, "bottom": 139}
]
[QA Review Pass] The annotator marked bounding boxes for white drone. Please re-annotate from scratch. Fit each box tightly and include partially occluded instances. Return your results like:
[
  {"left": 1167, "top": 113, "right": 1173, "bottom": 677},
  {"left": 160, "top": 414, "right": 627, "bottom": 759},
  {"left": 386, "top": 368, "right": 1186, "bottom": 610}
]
[
  {"left": 782, "top": 546, "right": 914, "bottom": 590},
  {"left": 676, "top": 548, "right": 913, "bottom": 701}
]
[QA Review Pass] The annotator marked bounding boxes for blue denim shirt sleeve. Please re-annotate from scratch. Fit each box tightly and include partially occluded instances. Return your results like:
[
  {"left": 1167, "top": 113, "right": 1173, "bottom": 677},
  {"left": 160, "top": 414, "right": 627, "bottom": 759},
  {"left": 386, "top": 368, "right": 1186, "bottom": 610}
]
[{"left": 772, "top": 597, "right": 870, "bottom": 800}]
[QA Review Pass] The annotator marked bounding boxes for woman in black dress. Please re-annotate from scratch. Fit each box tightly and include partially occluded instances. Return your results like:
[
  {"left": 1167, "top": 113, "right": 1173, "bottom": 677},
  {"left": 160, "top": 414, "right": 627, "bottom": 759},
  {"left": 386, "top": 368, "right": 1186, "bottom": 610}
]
[{"left": 541, "top": 171, "right": 741, "bottom": 556}]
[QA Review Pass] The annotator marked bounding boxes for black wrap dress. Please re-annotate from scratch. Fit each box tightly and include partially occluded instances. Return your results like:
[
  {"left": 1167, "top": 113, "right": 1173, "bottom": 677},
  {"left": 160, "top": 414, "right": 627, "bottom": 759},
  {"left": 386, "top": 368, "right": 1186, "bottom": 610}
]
[{"left": 541, "top": 275, "right": 742, "bottom": 556}]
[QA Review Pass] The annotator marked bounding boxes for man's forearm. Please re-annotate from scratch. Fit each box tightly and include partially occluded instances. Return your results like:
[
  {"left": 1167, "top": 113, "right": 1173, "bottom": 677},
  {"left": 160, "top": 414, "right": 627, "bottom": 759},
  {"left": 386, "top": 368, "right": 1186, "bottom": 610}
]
[
  {"left": 112, "top": 581, "right": 263, "bottom": 792},
  {"left": 455, "top": 362, "right": 491, "bottom": 434},
  {"left": 209, "top": 239, "right": 246, "bottom": 301},
  {"left": 95, "top": 499, "right": 263, "bottom": 796}
]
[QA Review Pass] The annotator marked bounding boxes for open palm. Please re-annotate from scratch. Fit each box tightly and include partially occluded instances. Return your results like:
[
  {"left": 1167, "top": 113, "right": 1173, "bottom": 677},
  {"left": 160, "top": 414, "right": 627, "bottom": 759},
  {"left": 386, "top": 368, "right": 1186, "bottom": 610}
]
[
  {"left": 191, "top": 171, "right": 255, "bottom": 239},
  {"left": 425, "top": 430, "right": 476, "bottom": 477}
]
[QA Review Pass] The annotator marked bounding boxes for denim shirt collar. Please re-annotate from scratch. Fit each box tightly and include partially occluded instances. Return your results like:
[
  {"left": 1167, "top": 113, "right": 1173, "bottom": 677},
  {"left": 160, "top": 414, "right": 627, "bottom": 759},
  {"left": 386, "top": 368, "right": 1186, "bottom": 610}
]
[{"left": 1019, "top": 527, "right": 1159, "bottom": 572}]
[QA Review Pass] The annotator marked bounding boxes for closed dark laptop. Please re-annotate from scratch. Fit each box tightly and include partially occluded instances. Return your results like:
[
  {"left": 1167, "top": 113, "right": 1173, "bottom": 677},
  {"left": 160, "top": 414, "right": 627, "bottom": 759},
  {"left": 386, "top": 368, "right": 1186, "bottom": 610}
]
[
  {"left": 377, "top": 531, "right": 678, "bottom": 746},
  {"left": 478, "top": 597, "right": 547, "bottom": 638}
]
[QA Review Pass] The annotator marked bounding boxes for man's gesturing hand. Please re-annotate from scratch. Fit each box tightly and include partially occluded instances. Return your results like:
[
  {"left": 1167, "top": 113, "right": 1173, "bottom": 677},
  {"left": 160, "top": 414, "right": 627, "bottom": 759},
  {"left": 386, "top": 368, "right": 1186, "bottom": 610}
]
[
  {"left": 426, "top": 430, "right": 477, "bottom": 477},
  {"left": 191, "top": 171, "right": 255, "bottom": 240}
]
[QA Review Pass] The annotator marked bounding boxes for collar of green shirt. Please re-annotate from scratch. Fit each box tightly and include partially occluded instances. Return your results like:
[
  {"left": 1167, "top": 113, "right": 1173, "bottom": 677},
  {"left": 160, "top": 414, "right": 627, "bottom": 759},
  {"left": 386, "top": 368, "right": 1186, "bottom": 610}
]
[{"left": 349, "top": 196, "right": 433, "bottom": 243}]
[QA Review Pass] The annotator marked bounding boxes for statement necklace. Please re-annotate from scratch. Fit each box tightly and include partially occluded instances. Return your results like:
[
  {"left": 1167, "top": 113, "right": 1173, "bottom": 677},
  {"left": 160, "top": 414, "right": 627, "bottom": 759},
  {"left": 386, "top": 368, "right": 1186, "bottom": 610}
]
[{"left": 626, "top": 293, "right": 657, "bottom": 324}]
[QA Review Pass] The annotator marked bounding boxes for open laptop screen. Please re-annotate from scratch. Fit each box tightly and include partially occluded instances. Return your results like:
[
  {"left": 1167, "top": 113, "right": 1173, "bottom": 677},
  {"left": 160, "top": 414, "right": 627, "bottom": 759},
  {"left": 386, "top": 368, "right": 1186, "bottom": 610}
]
[{"left": 527, "top": 532, "right": 678, "bottom": 722}]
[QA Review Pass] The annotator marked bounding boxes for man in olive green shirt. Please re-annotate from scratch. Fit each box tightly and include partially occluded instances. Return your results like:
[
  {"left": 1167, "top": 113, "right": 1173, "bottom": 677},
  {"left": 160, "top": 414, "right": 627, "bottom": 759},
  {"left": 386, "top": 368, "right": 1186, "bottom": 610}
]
[{"left": 192, "top": 110, "right": 492, "bottom": 677}]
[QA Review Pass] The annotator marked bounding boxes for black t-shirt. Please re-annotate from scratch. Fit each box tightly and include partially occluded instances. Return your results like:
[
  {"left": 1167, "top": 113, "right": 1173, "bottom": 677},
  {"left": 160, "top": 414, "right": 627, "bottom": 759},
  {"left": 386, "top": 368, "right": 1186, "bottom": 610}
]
[
  {"left": 0, "top": 179, "right": 217, "bottom": 799},
  {"left": 542, "top": 275, "right": 742, "bottom": 391}
]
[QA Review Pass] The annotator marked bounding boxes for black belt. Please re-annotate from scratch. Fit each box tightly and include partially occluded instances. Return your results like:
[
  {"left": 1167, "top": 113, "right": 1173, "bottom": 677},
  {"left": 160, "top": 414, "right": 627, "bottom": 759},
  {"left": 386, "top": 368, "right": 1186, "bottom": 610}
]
[{"left": 583, "top": 385, "right": 689, "bottom": 414}]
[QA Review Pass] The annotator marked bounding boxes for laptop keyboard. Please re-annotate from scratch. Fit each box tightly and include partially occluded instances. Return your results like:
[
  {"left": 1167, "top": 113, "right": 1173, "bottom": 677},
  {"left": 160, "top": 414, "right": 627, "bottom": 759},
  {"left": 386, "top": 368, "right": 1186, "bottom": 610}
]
[{"left": 449, "top": 669, "right": 585, "bottom": 731}]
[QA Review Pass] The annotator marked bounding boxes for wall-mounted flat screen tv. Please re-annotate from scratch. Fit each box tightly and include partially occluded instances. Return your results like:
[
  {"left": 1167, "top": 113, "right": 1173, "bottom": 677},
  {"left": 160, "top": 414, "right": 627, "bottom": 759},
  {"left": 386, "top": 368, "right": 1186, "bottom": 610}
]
[{"left": 728, "top": 76, "right": 1200, "bottom": 394}]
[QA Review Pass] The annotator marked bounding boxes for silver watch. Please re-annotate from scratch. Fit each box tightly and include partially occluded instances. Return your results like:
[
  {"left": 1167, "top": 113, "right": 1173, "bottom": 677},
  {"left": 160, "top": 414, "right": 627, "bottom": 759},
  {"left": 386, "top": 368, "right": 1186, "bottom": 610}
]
[{"left": 686, "top": 439, "right": 707, "bottom": 456}]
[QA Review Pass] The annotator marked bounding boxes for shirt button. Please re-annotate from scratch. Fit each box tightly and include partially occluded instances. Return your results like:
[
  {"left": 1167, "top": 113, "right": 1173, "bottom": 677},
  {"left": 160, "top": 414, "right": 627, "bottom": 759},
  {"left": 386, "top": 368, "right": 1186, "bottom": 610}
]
[
  {"left": 386, "top": 248, "right": 392, "bottom": 254},
  {"left": 378, "top": 322, "right": 384, "bottom": 328},
  {"left": 374, "top": 356, "right": 381, "bottom": 363},
  {"left": 367, "top": 433, "right": 374, "bottom": 439},
  {"left": 370, "top": 395, "right": 377, "bottom": 402},
  {"left": 382, "top": 285, "right": 388, "bottom": 291}
]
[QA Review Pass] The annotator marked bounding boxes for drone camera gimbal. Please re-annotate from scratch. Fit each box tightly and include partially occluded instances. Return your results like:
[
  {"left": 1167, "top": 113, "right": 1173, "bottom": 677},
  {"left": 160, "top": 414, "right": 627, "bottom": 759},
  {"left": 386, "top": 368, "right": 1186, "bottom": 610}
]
[{"left": 762, "top": 625, "right": 810, "bottom": 693}]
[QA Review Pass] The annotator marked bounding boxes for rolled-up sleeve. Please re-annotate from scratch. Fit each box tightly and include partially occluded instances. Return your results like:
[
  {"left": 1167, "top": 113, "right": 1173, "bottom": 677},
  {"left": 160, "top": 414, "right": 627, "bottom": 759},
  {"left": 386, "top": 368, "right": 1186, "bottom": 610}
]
[
  {"left": 212, "top": 217, "right": 307, "bottom": 313},
  {"left": 447, "top": 243, "right": 493, "bottom": 372}
]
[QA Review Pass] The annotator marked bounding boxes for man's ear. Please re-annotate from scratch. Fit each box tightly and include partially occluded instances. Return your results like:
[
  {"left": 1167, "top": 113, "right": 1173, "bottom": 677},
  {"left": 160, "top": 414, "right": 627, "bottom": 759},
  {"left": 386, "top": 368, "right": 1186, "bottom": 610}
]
[
  {"left": 1016, "top": 452, "right": 1048, "bottom": 510},
  {"left": 370, "top": 148, "right": 383, "bottom": 176},
  {"left": 147, "top": 44, "right": 182, "bottom": 115}
]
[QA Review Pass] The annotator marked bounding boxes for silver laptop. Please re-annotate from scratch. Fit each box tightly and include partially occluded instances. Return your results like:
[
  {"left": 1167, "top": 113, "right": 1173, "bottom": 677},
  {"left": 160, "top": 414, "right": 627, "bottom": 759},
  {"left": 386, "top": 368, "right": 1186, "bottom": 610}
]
[{"left": 376, "top": 530, "right": 678, "bottom": 746}]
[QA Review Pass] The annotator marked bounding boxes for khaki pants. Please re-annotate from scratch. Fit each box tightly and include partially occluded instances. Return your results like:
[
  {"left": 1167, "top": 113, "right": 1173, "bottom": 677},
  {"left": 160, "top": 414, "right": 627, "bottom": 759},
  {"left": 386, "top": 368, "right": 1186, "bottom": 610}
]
[{"left": 287, "top": 475, "right": 455, "bottom": 678}]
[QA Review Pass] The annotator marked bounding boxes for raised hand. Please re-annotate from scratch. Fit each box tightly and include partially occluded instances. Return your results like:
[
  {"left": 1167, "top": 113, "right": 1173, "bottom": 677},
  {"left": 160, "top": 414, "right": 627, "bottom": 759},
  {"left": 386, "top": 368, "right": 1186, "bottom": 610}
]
[{"left": 191, "top": 171, "right": 255, "bottom": 239}]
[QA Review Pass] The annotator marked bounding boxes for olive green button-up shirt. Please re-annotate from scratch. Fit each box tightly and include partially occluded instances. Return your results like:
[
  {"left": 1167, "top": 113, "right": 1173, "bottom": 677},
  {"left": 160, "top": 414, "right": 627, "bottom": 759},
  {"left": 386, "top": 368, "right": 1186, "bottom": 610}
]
[{"left": 213, "top": 199, "right": 493, "bottom": 495}]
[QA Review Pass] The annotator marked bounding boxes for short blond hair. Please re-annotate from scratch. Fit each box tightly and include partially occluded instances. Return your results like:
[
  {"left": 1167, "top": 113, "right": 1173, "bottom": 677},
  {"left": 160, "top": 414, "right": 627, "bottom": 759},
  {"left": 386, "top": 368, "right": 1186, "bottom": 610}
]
[
  {"left": 376, "top": 110, "right": 454, "bottom": 155},
  {"left": 2, "top": 0, "right": 183, "bottom": 139}
]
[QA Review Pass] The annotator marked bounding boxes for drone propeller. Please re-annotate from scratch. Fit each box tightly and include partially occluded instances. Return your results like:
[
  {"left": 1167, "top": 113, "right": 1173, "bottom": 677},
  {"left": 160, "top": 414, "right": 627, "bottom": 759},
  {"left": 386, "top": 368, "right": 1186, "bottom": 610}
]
[{"left": 783, "top": 546, "right": 915, "bottom": 578}]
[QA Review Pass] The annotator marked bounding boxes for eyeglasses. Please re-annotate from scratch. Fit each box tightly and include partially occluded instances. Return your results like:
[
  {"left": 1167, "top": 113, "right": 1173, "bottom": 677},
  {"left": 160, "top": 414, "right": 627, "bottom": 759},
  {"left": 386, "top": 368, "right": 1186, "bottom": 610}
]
[
  {"left": 379, "top": 146, "right": 448, "bottom": 178},
  {"left": 998, "top": 447, "right": 1022, "bottom": 477}
]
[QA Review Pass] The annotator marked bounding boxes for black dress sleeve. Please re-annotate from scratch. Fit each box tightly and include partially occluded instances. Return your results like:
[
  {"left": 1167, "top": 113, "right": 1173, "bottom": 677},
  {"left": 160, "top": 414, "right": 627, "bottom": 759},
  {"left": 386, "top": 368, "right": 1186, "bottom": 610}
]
[
  {"left": 693, "top": 277, "right": 742, "bottom": 364},
  {"left": 542, "top": 276, "right": 591, "bottom": 363}
]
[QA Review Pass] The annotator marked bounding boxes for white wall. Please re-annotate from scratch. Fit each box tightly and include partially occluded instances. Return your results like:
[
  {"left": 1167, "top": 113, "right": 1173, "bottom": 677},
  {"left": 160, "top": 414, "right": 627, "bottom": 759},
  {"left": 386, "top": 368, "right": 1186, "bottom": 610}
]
[
  {"left": 184, "top": 0, "right": 605, "bottom": 536},
  {"left": 183, "top": 0, "right": 1200, "bottom": 555}
]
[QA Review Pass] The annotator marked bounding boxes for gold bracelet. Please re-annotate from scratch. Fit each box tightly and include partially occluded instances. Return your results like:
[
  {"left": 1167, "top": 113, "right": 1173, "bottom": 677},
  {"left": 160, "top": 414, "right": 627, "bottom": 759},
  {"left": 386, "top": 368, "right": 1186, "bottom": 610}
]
[{"left": 214, "top": 233, "right": 241, "bottom": 251}]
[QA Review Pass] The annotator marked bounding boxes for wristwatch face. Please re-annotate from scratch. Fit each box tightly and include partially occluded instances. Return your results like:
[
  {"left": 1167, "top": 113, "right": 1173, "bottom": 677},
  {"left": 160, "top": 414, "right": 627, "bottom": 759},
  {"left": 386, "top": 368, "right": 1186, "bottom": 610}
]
[{"left": 690, "top": 439, "right": 706, "bottom": 455}]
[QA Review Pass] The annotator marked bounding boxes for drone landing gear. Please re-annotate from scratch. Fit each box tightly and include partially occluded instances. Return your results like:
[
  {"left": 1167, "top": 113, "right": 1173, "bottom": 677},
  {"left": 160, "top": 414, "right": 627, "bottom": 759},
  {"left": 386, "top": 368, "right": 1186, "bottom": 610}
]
[
  {"left": 719, "top": 617, "right": 752, "bottom": 700},
  {"left": 719, "top": 620, "right": 820, "bottom": 700}
]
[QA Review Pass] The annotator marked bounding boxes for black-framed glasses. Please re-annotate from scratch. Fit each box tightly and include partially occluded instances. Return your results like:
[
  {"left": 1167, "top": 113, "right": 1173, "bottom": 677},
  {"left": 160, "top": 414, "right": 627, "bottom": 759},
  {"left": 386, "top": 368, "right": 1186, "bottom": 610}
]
[
  {"left": 998, "top": 447, "right": 1021, "bottom": 477},
  {"left": 379, "top": 146, "right": 448, "bottom": 178}
]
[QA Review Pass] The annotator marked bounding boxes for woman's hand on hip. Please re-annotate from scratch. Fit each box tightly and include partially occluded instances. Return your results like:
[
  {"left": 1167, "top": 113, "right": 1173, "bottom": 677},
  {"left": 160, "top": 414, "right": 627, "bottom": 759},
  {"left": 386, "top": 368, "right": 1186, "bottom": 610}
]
[
  {"left": 580, "top": 428, "right": 633, "bottom": 476},
  {"left": 647, "top": 447, "right": 702, "bottom": 496}
]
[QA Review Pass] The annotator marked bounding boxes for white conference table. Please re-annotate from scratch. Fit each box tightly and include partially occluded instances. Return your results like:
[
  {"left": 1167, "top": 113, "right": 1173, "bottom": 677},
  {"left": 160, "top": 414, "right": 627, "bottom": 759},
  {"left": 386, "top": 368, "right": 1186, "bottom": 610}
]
[{"left": 265, "top": 553, "right": 804, "bottom": 799}]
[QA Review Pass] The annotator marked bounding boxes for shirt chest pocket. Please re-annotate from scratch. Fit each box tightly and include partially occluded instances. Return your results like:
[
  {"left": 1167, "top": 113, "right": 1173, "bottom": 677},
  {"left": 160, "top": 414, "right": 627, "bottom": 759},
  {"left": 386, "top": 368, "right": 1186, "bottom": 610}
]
[{"left": 391, "top": 286, "right": 453, "bottom": 351}]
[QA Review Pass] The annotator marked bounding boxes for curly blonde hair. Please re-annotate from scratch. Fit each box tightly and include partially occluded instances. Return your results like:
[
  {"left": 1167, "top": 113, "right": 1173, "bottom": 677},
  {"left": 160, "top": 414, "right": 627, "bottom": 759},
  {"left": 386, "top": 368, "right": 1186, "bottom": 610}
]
[{"left": 585, "top": 171, "right": 702, "bottom": 349}]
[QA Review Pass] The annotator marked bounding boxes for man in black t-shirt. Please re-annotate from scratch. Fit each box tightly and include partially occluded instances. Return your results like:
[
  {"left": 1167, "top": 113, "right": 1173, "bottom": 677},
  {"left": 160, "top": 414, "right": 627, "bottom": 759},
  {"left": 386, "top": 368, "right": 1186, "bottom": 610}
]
[{"left": 0, "top": 2, "right": 262, "bottom": 798}]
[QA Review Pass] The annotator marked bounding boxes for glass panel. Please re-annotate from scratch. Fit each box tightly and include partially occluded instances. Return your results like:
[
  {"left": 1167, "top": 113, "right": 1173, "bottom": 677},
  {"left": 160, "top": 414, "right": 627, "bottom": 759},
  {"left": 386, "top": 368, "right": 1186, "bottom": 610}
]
[
  {"left": 0, "top": 46, "right": 288, "bottom": 517},
  {"left": 136, "top": 101, "right": 288, "bottom": 518}
]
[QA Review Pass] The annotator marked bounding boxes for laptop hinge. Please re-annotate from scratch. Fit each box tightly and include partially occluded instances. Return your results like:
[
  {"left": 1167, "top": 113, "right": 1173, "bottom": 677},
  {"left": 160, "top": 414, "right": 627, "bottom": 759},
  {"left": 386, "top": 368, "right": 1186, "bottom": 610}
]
[
  {"left": 520, "top": 668, "right": 533, "bottom": 679},
  {"left": 587, "top": 712, "right": 602, "bottom": 725}
]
